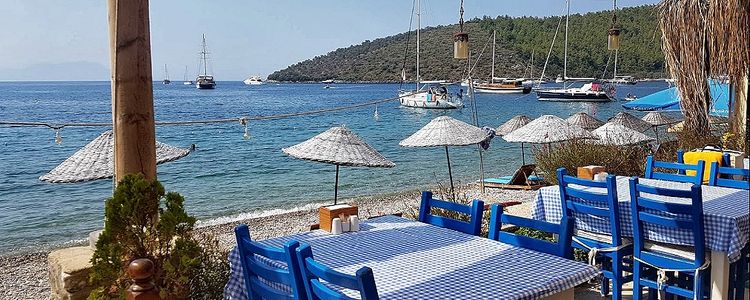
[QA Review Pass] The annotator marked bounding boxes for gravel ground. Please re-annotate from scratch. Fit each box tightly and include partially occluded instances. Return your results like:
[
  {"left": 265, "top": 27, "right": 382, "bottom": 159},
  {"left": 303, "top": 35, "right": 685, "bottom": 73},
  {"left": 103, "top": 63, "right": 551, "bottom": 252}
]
[{"left": 0, "top": 183, "right": 538, "bottom": 299}]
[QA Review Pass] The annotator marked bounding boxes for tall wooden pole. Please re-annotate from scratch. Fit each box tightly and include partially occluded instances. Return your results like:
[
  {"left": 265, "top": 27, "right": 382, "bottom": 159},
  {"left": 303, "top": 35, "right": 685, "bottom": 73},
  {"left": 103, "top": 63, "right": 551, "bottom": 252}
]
[{"left": 108, "top": 0, "right": 157, "bottom": 182}]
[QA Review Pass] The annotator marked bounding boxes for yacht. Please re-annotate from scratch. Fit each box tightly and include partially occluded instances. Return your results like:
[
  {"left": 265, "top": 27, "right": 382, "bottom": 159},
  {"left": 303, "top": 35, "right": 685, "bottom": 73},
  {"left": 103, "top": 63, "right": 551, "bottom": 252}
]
[
  {"left": 243, "top": 76, "right": 264, "bottom": 85},
  {"left": 162, "top": 65, "right": 171, "bottom": 84},
  {"left": 195, "top": 34, "right": 216, "bottom": 89},
  {"left": 475, "top": 31, "right": 531, "bottom": 94}
]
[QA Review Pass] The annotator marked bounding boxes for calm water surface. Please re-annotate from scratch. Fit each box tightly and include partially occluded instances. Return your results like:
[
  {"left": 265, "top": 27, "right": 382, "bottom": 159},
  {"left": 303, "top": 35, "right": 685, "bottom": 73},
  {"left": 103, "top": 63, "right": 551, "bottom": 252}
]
[{"left": 0, "top": 81, "right": 668, "bottom": 253}]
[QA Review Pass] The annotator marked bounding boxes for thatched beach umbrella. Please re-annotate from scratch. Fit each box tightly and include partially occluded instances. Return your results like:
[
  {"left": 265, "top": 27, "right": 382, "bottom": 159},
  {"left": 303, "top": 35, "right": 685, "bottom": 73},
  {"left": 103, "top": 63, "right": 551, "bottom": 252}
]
[
  {"left": 503, "top": 115, "right": 595, "bottom": 144},
  {"left": 566, "top": 112, "right": 604, "bottom": 130},
  {"left": 642, "top": 112, "right": 678, "bottom": 142},
  {"left": 608, "top": 112, "right": 652, "bottom": 133},
  {"left": 591, "top": 123, "right": 656, "bottom": 146},
  {"left": 400, "top": 116, "right": 488, "bottom": 197},
  {"left": 283, "top": 126, "right": 394, "bottom": 205},
  {"left": 40, "top": 130, "right": 193, "bottom": 183},
  {"left": 667, "top": 115, "right": 730, "bottom": 134},
  {"left": 497, "top": 115, "right": 533, "bottom": 165}
]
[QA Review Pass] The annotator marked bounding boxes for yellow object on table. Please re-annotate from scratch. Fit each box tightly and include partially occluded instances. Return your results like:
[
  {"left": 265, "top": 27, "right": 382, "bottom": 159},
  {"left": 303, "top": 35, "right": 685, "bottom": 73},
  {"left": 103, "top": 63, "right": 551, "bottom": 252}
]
[{"left": 683, "top": 151, "right": 724, "bottom": 183}]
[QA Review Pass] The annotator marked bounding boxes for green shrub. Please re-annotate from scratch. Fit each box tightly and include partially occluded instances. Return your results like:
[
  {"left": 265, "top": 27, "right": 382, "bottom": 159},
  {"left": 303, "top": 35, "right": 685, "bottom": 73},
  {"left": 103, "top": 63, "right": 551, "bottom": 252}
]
[{"left": 534, "top": 140, "right": 650, "bottom": 184}]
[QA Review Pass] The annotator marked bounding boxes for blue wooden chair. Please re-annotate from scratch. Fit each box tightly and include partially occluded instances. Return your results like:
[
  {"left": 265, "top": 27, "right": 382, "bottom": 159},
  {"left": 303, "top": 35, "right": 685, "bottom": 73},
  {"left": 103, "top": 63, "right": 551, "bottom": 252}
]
[
  {"left": 296, "top": 244, "right": 379, "bottom": 300},
  {"left": 418, "top": 191, "right": 485, "bottom": 236},
  {"left": 629, "top": 177, "right": 709, "bottom": 300},
  {"left": 708, "top": 161, "right": 750, "bottom": 190},
  {"left": 644, "top": 155, "right": 705, "bottom": 185},
  {"left": 557, "top": 168, "right": 632, "bottom": 300},
  {"left": 488, "top": 203, "right": 573, "bottom": 258},
  {"left": 235, "top": 224, "right": 307, "bottom": 300}
]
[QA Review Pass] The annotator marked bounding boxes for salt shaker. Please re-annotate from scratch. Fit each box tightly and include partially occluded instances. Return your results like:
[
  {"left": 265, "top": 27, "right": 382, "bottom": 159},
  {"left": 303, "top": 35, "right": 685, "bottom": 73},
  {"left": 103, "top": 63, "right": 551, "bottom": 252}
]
[
  {"left": 349, "top": 215, "right": 360, "bottom": 232},
  {"left": 331, "top": 218, "right": 343, "bottom": 234},
  {"left": 341, "top": 220, "right": 350, "bottom": 232}
]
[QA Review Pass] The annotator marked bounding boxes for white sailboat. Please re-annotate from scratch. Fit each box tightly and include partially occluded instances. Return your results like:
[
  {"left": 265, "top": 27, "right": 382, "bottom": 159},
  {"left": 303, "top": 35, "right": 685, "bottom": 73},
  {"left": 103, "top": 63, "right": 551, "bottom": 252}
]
[
  {"left": 398, "top": 0, "right": 462, "bottom": 109},
  {"left": 196, "top": 34, "right": 216, "bottom": 90},
  {"left": 183, "top": 66, "right": 193, "bottom": 85},
  {"left": 475, "top": 30, "right": 531, "bottom": 94},
  {"left": 535, "top": 0, "right": 612, "bottom": 102},
  {"left": 162, "top": 65, "right": 171, "bottom": 84}
]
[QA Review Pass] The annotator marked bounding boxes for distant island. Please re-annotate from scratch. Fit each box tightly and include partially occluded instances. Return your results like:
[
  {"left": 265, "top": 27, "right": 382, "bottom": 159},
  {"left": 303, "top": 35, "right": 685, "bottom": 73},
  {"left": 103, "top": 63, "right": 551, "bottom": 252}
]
[{"left": 268, "top": 5, "right": 665, "bottom": 82}]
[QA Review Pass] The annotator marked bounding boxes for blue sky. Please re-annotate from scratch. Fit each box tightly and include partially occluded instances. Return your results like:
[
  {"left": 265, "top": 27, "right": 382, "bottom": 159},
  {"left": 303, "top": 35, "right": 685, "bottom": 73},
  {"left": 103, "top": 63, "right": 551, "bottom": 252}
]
[{"left": 0, "top": 0, "right": 659, "bottom": 80}]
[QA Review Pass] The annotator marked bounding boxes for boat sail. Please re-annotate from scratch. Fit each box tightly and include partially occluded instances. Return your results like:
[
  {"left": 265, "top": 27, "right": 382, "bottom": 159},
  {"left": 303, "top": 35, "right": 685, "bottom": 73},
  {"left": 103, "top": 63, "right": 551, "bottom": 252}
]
[
  {"left": 162, "top": 64, "right": 171, "bottom": 84},
  {"left": 398, "top": 0, "right": 462, "bottom": 109},
  {"left": 183, "top": 66, "right": 193, "bottom": 85},
  {"left": 196, "top": 34, "right": 216, "bottom": 90},
  {"left": 475, "top": 30, "right": 531, "bottom": 94},
  {"left": 535, "top": 0, "right": 612, "bottom": 102}
]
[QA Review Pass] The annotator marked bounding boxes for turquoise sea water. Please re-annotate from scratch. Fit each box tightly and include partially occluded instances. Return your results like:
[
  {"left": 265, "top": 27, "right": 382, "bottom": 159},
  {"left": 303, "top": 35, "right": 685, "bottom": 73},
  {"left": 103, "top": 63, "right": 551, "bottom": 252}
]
[{"left": 0, "top": 81, "right": 668, "bottom": 253}]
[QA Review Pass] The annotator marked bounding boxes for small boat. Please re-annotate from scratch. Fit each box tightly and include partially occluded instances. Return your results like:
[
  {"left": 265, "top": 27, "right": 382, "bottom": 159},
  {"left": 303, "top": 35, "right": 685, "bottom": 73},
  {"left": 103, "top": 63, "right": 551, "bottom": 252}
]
[
  {"left": 243, "top": 75, "right": 264, "bottom": 85},
  {"left": 324, "top": 85, "right": 334, "bottom": 89},
  {"left": 624, "top": 93, "right": 638, "bottom": 101},
  {"left": 195, "top": 34, "right": 216, "bottom": 90},
  {"left": 397, "top": 0, "right": 462, "bottom": 109},
  {"left": 162, "top": 64, "right": 171, "bottom": 84},
  {"left": 604, "top": 75, "right": 637, "bottom": 85},
  {"left": 536, "top": 82, "right": 612, "bottom": 102},
  {"left": 475, "top": 31, "right": 530, "bottom": 94},
  {"left": 183, "top": 66, "right": 193, "bottom": 85},
  {"left": 321, "top": 79, "right": 335, "bottom": 84}
]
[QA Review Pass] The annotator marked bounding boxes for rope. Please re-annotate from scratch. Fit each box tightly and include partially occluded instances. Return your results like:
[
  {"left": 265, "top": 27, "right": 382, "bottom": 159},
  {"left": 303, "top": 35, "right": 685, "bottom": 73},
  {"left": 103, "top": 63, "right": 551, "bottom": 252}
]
[
  {"left": 631, "top": 256, "right": 710, "bottom": 300},
  {"left": 571, "top": 236, "right": 631, "bottom": 267}
]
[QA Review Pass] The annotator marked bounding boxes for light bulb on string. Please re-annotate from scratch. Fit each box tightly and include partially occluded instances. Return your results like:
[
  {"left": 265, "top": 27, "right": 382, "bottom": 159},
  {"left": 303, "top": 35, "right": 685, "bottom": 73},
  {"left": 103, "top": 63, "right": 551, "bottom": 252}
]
[
  {"left": 373, "top": 105, "right": 380, "bottom": 121},
  {"left": 239, "top": 117, "right": 251, "bottom": 140},
  {"left": 54, "top": 129, "right": 62, "bottom": 145}
]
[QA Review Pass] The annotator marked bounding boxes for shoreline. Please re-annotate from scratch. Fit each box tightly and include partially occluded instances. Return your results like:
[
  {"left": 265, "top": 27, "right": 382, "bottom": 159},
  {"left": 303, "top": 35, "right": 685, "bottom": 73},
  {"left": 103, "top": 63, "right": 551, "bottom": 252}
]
[{"left": 0, "top": 183, "right": 538, "bottom": 299}]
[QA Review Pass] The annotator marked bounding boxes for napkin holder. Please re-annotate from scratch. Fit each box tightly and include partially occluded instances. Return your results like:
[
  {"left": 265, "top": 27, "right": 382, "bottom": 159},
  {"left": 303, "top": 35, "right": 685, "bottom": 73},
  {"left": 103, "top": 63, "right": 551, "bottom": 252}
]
[
  {"left": 577, "top": 165, "right": 606, "bottom": 180},
  {"left": 319, "top": 204, "right": 358, "bottom": 232}
]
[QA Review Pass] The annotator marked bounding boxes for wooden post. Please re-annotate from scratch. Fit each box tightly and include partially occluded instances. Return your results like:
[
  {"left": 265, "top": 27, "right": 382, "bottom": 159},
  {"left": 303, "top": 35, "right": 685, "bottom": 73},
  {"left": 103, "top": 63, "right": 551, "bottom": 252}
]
[
  {"left": 126, "top": 259, "right": 160, "bottom": 300},
  {"left": 108, "top": 0, "right": 157, "bottom": 182}
]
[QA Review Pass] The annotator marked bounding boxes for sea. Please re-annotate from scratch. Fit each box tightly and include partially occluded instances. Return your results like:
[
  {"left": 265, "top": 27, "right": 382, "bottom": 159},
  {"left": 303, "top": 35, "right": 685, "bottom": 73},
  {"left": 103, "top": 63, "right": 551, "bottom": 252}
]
[{"left": 0, "top": 80, "right": 669, "bottom": 254}]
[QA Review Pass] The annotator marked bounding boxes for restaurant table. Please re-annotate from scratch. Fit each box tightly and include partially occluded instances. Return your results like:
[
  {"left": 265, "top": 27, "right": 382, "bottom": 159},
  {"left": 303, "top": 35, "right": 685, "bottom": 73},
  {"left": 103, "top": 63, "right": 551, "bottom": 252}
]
[
  {"left": 224, "top": 215, "right": 599, "bottom": 300},
  {"left": 532, "top": 176, "right": 750, "bottom": 300}
]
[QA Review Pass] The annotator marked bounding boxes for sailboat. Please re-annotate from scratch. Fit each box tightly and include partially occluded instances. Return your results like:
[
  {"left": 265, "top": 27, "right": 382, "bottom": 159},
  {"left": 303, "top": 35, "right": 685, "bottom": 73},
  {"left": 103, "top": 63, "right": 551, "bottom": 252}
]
[
  {"left": 162, "top": 65, "right": 171, "bottom": 84},
  {"left": 195, "top": 34, "right": 216, "bottom": 90},
  {"left": 535, "top": 0, "right": 612, "bottom": 102},
  {"left": 183, "top": 66, "right": 193, "bottom": 85},
  {"left": 397, "top": 0, "right": 462, "bottom": 109},
  {"left": 475, "top": 30, "right": 531, "bottom": 94}
]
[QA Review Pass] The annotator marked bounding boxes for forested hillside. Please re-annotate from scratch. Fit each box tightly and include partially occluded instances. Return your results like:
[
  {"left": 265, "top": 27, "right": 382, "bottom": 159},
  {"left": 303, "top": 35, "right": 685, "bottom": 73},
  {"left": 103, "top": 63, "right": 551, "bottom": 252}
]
[{"left": 268, "top": 5, "right": 664, "bottom": 82}]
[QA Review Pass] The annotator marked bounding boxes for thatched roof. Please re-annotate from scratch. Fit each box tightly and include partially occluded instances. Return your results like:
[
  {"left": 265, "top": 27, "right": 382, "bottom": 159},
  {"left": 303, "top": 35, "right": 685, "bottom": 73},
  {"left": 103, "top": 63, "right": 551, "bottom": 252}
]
[
  {"left": 608, "top": 112, "right": 653, "bottom": 132},
  {"left": 566, "top": 112, "right": 604, "bottom": 130},
  {"left": 641, "top": 112, "right": 678, "bottom": 126},
  {"left": 400, "top": 116, "right": 488, "bottom": 147},
  {"left": 40, "top": 131, "right": 192, "bottom": 183},
  {"left": 496, "top": 115, "right": 531, "bottom": 136},
  {"left": 592, "top": 123, "right": 656, "bottom": 146},
  {"left": 502, "top": 115, "right": 595, "bottom": 144},
  {"left": 283, "top": 126, "right": 394, "bottom": 168}
]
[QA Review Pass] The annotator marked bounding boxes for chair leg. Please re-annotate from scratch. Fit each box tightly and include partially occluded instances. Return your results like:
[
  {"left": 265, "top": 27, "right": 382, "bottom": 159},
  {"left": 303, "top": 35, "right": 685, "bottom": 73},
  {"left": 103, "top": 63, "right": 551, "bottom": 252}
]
[
  {"left": 633, "top": 261, "right": 643, "bottom": 300},
  {"left": 612, "top": 254, "right": 623, "bottom": 300}
]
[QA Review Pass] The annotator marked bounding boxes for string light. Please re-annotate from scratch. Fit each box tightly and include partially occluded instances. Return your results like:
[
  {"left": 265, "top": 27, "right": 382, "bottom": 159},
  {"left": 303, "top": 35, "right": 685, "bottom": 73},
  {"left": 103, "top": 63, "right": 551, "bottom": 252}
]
[
  {"left": 239, "top": 117, "right": 251, "bottom": 140},
  {"left": 373, "top": 106, "right": 380, "bottom": 121}
]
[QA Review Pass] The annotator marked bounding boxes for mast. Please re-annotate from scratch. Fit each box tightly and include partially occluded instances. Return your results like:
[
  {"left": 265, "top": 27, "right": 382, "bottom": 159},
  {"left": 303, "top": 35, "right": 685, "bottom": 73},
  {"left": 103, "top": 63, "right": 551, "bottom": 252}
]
[
  {"left": 530, "top": 51, "right": 534, "bottom": 79},
  {"left": 201, "top": 34, "right": 208, "bottom": 76},
  {"left": 563, "top": 0, "right": 570, "bottom": 82},
  {"left": 184, "top": 66, "right": 188, "bottom": 81},
  {"left": 164, "top": 64, "right": 169, "bottom": 80},
  {"left": 416, "top": 0, "right": 420, "bottom": 90},
  {"left": 612, "top": 0, "right": 618, "bottom": 80},
  {"left": 491, "top": 30, "right": 496, "bottom": 83}
]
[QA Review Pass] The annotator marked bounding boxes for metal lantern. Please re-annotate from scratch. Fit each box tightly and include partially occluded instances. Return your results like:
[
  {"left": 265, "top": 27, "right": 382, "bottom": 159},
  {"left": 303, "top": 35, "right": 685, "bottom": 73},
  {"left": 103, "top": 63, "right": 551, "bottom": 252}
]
[
  {"left": 608, "top": 27, "right": 621, "bottom": 51},
  {"left": 454, "top": 32, "right": 469, "bottom": 59}
]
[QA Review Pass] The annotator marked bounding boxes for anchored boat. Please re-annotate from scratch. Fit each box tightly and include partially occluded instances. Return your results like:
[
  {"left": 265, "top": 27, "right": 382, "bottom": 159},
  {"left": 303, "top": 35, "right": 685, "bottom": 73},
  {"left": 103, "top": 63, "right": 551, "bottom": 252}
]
[{"left": 195, "top": 34, "right": 216, "bottom": 90}]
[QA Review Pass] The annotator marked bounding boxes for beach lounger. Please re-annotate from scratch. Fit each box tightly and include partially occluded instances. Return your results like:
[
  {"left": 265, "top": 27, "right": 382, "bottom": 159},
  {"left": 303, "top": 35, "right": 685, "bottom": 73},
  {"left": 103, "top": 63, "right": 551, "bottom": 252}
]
[{"left": 483, "top": 164, "right": 544, "bottom": 190}]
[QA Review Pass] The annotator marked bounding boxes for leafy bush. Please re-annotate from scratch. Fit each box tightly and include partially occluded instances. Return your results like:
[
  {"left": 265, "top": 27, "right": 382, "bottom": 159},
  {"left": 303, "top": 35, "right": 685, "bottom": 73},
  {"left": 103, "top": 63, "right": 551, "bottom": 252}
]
[
  {"left": 534, "top": 140, "right": 650, "bottom": 184},
  {"left": 89, "top": 174, "right": 201, "bottom": 299}
]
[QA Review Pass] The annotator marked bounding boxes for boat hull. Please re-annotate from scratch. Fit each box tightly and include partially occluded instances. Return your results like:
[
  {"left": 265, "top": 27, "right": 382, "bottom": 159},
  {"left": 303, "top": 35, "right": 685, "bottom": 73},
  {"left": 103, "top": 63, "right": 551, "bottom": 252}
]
[
  {"left": 536, "top": 89, "right": 611, "bottom": 102},
  {"left": 398, "top": 91, "right": 462, "bottom": 109},
  {"left": 475, "top": 86, "right": 531, "bottom": 94},
  {"left": 196, "top": 82, "right": 216, "bottom": 89}
]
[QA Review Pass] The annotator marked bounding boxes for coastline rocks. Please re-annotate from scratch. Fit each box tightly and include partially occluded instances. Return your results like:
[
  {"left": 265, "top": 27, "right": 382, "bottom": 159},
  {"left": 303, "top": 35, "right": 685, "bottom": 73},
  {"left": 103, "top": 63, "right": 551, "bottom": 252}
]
[{"left": 48, "top": 247, "right": 93, "bottom": 300}]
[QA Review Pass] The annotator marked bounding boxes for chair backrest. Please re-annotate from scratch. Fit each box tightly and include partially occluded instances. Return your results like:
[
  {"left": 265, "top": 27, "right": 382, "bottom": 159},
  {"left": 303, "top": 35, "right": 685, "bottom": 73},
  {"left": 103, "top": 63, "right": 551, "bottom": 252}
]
[
  {"left": 235, "top": 224, "right": 306, "bottom": 300},
  {"left": 628, "top": 177, "right": 705, "bottom": 268},
  {"left": 557, "top": 168, "right": 623, "bottom": 247},
  {"left": 418, "top": 191, "right": 484, "bottom": 236},
  {"left": 296, "top": 244, "right": 379, "bottom": 300},
  {"left": 508, "top": 164, "right": 537, "bottom": 185},
  {"left": 488, "top": 204, "right": 573, "bottom": 258},
  {"left": 644, "top": 155, "right": 705, "bottom": 185},
  {"left": 708, "top": 161, "right": 750, "bottom": 190}
]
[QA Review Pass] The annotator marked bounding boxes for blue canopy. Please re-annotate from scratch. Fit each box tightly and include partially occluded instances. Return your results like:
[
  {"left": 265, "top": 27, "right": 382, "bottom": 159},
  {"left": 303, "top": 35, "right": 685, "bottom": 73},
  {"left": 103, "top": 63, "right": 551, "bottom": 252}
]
[{"left": 622, "top": 81, "right": 730, "bottom": 117}]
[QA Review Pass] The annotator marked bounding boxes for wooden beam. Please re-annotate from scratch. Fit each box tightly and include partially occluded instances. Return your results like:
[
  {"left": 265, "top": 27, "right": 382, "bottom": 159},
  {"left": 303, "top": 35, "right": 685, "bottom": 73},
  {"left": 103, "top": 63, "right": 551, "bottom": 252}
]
[{"left": 108, "top": 0, "right": 157, "bottom": 182}]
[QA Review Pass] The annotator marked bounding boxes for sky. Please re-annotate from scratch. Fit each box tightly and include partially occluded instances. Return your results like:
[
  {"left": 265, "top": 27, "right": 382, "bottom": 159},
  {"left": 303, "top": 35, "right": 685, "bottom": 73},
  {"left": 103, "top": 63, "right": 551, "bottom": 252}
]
[{"left": 0, "top": 0, "right": 660, "bottom": 81}]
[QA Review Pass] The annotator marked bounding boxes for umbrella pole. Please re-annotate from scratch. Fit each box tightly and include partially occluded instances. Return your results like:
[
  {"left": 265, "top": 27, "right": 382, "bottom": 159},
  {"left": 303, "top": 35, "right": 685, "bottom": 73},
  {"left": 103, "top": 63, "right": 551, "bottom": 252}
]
[
  {"left": 654, "top": 125, "right": 660, "bottom": 143},
  {"left": 334, "top": 165, "right": 339, "bottom": 205},
  {"left": 445, "top": 146, "right": 455, "bottom": 200},
  {"left": 521, "top": 143, "right": 526, "bottom": 165}
]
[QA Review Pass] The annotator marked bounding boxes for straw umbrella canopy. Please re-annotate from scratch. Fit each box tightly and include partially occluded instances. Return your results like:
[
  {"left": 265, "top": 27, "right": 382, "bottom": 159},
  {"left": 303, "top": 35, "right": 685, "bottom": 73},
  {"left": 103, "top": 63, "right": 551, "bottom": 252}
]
[
  {"left": 503, "top": 115, "right": 595, "bottom": 144},
  {"left": 591, "top": 123, "right": 656, "bottom": 146},
  {"left": 400, "top": 116, "right": 488, "bottom": 197},
  {"left": 608, "top": 112, "right": 653, "bottom": 133},
  {"left": 667, "top": 115, "right": 730, "bottom": 134},
  {"left": 496, "top": 115, "right": 533, "bottom": 165},
  {"left": 642, "top": 112, "right": 678, "bottom": 142},
  {"left": 283, "top": 126, "right": 394, "bottom": 205},
  {"left": 566, "top": 112, "right": 604, "bottom": 130},
  {"left": 40, "top": 130, "right": 193, "bottom": 183}
]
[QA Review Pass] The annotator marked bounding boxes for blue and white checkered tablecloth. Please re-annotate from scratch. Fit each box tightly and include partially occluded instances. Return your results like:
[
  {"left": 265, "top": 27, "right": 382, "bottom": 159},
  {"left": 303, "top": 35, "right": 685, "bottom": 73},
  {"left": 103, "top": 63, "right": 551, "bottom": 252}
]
[
  {"left": 532, "top": 176, "right": 750, "bottom": 263},
  {"left": 224, "top": 215, "right": 599, "bottom": 300}
]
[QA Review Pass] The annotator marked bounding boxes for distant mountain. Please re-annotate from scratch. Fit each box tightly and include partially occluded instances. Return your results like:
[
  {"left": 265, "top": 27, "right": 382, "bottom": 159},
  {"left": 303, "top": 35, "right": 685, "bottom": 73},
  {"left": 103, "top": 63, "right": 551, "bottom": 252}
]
[
  {"left": 269, "top": 5, "right": 665, "bottom": 82},
  {"left": 0, "top": 61, "right": 109, "bottom": 81}
]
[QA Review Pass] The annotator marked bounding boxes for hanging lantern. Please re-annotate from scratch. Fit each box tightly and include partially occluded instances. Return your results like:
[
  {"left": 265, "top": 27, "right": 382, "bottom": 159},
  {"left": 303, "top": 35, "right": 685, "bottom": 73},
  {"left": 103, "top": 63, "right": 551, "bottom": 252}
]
[
  {"left": 454, "top": 32, "right": 469, "bottom": 59},
  {"left": 453, "top": 0, "right": 469, "bottom": 59},
  {"left": 608, "top": 27, "right": 621, "bottom": 51}
]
